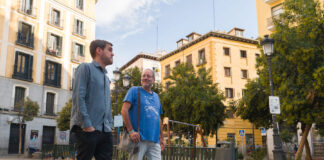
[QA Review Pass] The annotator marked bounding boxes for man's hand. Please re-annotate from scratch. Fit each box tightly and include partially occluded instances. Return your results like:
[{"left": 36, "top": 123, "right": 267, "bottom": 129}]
[
  {"left": 82, "top": 126, "right": 95, "bottom": 132},
  {"left": 159, "top": 136, "right": 165, "bottom": 151},
  {"left": 129, "top": 132, "right": 141, "bottom": 143}
]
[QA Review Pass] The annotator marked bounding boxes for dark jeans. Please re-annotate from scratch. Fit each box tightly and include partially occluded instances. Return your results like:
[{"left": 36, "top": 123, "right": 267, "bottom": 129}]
[{"left": 75, "top": 131, "right": 113, "bottom": 160}]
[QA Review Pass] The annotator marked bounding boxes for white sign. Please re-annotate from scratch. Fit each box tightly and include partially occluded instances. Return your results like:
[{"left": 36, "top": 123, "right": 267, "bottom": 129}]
[
  {"left": 260, "top": 127, "right": 266, "bottom": 136},
  {"left": 239, "top": 130, "right": 245, "bottom": 137},
  {"left": 114, "top": 115, "right": 123, "bottom": 127},
  {"left": 269, "top": 96, "right": 280, "bottom": 114}
]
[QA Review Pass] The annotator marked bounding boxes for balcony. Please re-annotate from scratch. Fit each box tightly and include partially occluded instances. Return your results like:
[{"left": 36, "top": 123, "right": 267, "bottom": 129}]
[
  {"left": 267, "top": 14, "right": 280, "bottom": 31},
  {"left": 18, "top": 6, "right": 37, "bottom": 17},
  {"left": 16, "top": 32, "right": 34, "bottom": 49},
  {"left": 48, "top": 17, "right": 63, "bottom": 29},
  {"left": 264, "top": 0, "right": 279, "bottom": 4},
  {"left": 46, "top": 48, "right": 62, "bottom": 57},
  {"left": 71, "top": 52, "right": 85, "bottom": 63}
]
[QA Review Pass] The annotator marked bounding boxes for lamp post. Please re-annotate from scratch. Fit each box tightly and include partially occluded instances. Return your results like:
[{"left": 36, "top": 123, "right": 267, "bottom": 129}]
[
  {"left": 261, "top": 35, "right": 286, "bottom": 160},
  {"left": 112, "top": 68, "right": 130, "bottom": 144}
]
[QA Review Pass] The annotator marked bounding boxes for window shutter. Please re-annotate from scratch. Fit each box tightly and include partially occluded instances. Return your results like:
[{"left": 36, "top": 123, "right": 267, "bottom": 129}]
[
  {"left": 57, "top": 63, "right": 62, "bottom": 87},
  {"left": 28, "top": 55, "right": 33, "bottom": 80},
  {"left": 80, "top": 0, "right": 83, "bottom": 9},
  {"left": 82, "top": 44, "right": 85, "bottom": 57},
  {"left": 74, "top": 19, "right": 77, "bottom": 33},
  {"left": 14, "top": 52, "right": 19, "bottom": 74},
  {"left": 45, "top": 61, "right": 48, "bottom": 84},
  {"left": 18, "top": 22, "right": 22, "bottom": 32}
]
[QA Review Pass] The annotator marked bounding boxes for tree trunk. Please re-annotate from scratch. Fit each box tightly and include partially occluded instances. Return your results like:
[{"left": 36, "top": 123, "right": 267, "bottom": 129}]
[
  {"left": 305, "top": 138, "right": 312, "bottom": 160},
  {"left": 295, "top": 124, "right": 311, "bottom": 160},
  {"left": 18, "top": 122, "right": 22, "bottom": 156}
]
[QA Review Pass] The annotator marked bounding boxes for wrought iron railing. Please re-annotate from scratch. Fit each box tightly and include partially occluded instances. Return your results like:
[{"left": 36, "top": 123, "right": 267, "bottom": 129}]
[{"left": 16, "top": 32, "right": 34, "bottom": 48}]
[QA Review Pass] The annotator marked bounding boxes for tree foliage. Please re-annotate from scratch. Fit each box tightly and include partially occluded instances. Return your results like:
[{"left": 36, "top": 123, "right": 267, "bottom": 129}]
[
  {"left": 236, "top": 79, "right": 272, "bottom": 128},
  {"left": 160, "top": 63, "right": 226, "bottom": 135},
  {"left": 15, "top": 97, "right": 39, "bottom": 122},
  {"left": 57, "top": 98, "right": 72, "bottom": 131}
]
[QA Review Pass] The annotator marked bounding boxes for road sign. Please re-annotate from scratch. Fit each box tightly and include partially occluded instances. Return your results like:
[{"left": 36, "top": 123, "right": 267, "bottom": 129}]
[
  {"left": 269, "top": 96, "right": 280, "bottom": 114},
  {"left": 114, "top": 115, "right": 123, "bottom": 127},
  {"left": 239, "top": 130, "right": 245, "bottom": 137},
  {"left": 261, "top": 127, "right": 266, "bottom": 136}
]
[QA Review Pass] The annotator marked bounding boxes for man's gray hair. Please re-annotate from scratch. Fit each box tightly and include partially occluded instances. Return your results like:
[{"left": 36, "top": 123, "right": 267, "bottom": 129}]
[{"left": 142, "top": 68, "right": 155, "bottom": 80}]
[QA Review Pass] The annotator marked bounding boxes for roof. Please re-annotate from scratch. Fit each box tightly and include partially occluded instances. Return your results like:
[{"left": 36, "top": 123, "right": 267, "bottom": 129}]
[
  {"left": 159, "top": 31, "right": 258, "bottom": 61},
  {"left": 186, "top": 32, "right": 201, "bottom": 38},
  {"left": 120, "top": 53, "right": 159, "bottom": 71}
]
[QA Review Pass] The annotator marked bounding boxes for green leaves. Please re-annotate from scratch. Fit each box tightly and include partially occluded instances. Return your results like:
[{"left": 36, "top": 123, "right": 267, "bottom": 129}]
[
  {"left": 57, "top": 98, "right": 72, "bottom": 131},
  {"left": 15, "top": 97, "right": 39, "bottom": 122},
  {"left": 160, "top": 63, "right": 226, "bottom": 135}
]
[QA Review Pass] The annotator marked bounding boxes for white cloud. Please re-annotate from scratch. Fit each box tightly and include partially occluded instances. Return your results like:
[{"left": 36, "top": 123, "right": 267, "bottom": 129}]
[
  {"left": 95, "top": 0, "right": 175, "bottom": 32},
  {"left": 120, "top": 28, "right": 143, "bottom": 40}
]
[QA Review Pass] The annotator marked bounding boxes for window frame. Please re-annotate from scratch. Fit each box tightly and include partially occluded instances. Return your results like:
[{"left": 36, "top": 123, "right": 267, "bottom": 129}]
[
  {"left": 16, "top": 21, "right": 34, "bottom": 48},
  {"left": 223, "top": 47, "right": 230, "bottom": 56},
  {"left": 241, "top": 69, "right": 248, "bottom": 79},
  {"left": 225, "top": 88, "right": 234, "bottom": 98},
  {"left": 240, "top": 50, "right": 247, "bottom": 58},
  {"left": 13, "top": 86, "right": 26, "bottom": 111},
  {"left": 46, "top": 32, "right": 63, "bottom": 57},
  {"left": 224, "top": 67, "right": 231, "bottom": 77},
  {"left": 198, "top": 49, "right": 206, "bottom": 65},
  {"left": 44, "top": 60, "right": 62, "bottom": 88},
  {"left": 13, "top": 51, "right": 33, "bottom": 81}
]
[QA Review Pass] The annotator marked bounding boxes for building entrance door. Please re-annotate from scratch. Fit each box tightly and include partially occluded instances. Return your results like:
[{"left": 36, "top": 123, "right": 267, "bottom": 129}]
[
  {"left": 8, "top": 123, "right": 26, "bottom": 154},
  {"left": 42, "top": 126, "right": 56, "bottom": 146}
]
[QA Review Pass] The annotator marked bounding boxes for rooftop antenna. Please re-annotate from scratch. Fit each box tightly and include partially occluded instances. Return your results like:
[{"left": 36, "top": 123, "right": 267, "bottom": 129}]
[{"left": 213, "top": 0, "right": 216, "bottom": 31}]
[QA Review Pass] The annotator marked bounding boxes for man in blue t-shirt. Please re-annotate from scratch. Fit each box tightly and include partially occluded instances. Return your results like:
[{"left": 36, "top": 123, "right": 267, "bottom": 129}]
[{"left": 121, "top": 69, "right": 164, "bottom": 160}]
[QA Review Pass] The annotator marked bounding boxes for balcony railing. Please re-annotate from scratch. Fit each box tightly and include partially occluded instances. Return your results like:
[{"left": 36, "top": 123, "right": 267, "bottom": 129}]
[
  {"left": 264, "top": 0, "right": 279, "bottom": 4},
  {"left": 16, "top": 32, "right": 34, "bottom": 48},
  {"left": 48, "top": 17, "right": 63, "bottom": 28},
  {"left": 71, "top": 52, "right": 85, "bottom": 62},
  {"left": 18, "top": 6, "right": 37, "bottom": 17},
  {"left": 46, "top": 47, "right": 62, "bottom": 57},
  {"left": 267, "top": 14, "right": 280, "bottom": 31}
]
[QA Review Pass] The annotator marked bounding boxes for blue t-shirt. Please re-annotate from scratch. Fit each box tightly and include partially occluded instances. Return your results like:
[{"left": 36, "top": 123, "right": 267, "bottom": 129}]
[{"left": 123, "top": 86, "right": 163, "bottom": 143}]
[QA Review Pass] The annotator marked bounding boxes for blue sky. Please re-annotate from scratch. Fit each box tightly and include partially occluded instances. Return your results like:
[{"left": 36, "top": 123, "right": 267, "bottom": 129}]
[{"left": 95, "top": 0, "right": 258, "bottom": 76}]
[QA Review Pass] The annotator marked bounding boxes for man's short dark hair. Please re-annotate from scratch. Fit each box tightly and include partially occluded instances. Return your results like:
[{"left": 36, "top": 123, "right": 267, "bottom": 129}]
[{"left": 89, "top": 40, "right": 113, "bottom": 58}]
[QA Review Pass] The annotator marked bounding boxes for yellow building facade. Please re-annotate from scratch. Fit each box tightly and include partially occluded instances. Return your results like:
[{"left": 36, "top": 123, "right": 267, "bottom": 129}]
[
  {"left": 0, "top": 0, "right": 97, "bottom": 155},
  {"left": 160, "top": 29, "right": 263, "bottom": 150}
]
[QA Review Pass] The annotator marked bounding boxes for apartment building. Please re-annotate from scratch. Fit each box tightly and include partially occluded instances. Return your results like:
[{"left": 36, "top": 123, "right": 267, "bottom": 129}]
[
  {"left": 0, "top": 0, "right": 97, "bottom": 155},
  {"left": 120, "top": 51, "right": 166, "bottom": 83},
  {"left": 159, "top": 28, "right": 263, "bottom": 152}
]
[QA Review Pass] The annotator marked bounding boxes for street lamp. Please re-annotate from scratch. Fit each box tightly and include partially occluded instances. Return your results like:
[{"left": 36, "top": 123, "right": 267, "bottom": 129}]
[
  {"left": 261, "top": 35, "right": 286, "bottom": 160},
  {"left": 112, "top": 68, "right": 130, "bottom": 145}
]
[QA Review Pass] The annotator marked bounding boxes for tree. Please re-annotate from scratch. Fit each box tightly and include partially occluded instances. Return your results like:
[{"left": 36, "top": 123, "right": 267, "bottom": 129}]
[
  {"left": 57, "top": 98, "right": 72, "bottom": 131},
  {"left": 236, "top": 79, "right": 273, "bottom": 129},
  {"left": 270, "top": 0, "right": 324, "bottom": 158},
  {"left": 15, "top": 97, "right": 39, "bottom": 156},
  {"left": 160, "top": 63, "right": 226, "bottom": 138}
]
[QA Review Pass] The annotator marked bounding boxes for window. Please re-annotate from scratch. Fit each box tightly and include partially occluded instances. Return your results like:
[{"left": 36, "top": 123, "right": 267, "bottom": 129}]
[
  {"left": 271, "top": 4, "right": 283, "bottom": 17},
  {"left": 46, "top": 33, "right": 62, "bottom": 56},
  {"left": 240, "top": 50, "right": 247, "bottom": 58},
  {"left": 236, "top": 30, "right": 243, "bottom": 37},
  {"left": 44, "top": 60, "right": 62, "bottom": 87},
  {"left": 188, "top": 36, "right": 193, "bottom": 42},
  {"left": 72, "top": 43, "right": 85, "bottom": 62},
  {"left": 13, "top": 51, "right": 33, "bottom": 81},
  {"left": 74, "top": 19, "right": 84, "bottom": 36},
  {"left": 227, "top": 133, "right": 236, "bottom": 142},
  {"left": 70, "top": 67, "right": 77, "bottom": 90},
  {"left": 242, "top": 89, "right": 247, "bottom": 97},
  {"left": 45, "top": 92, "right": 55, "bottom": 115},
  {"left": 16, "top": 22, "right": 34, "bottom": 48},
  {"left": 19, "top": 0, "right": 35, "bottom": 16},
  {"left": 177, "top": 41, "right": 183, "bottom": 48},
  {"left": 223, "top": 47, "right": 230, "bottom": 56},
  {"left": 165, "top": 65, "right": 170, "bottom": 78},
  {"left": 175, "top": 60, "right": 180, "bottom": 67},
  {"left": 186, "top": 54, "right": 192, "bottom": 66},
  {"left": 50, "top": 9, "right": 61, "bottom": 27},
  {"left": 225, "top": 88, "right": 234, "bottom": 98},
  {"left": 224, "top": 67, "right": 231, "bottom": 77},
  {"left": 76, "top": 0, "right": 84, "bottom": 10},
  {"left": 255, "top": 53, "right": 260, "bottom": 58},
  {"left": 198, "top": 49, "right": 206, "bottom": 65},
  {"left": 241, "top": 70, "right": 248, "bottom": 79},
  {"left": 14, "top": 87, "right": 26, "bottom": 110}
]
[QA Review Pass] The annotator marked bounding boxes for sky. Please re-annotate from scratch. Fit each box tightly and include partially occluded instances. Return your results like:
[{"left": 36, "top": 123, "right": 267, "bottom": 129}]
[{"left": 95, "top": 0, "right": 258, "bottom": 77}]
